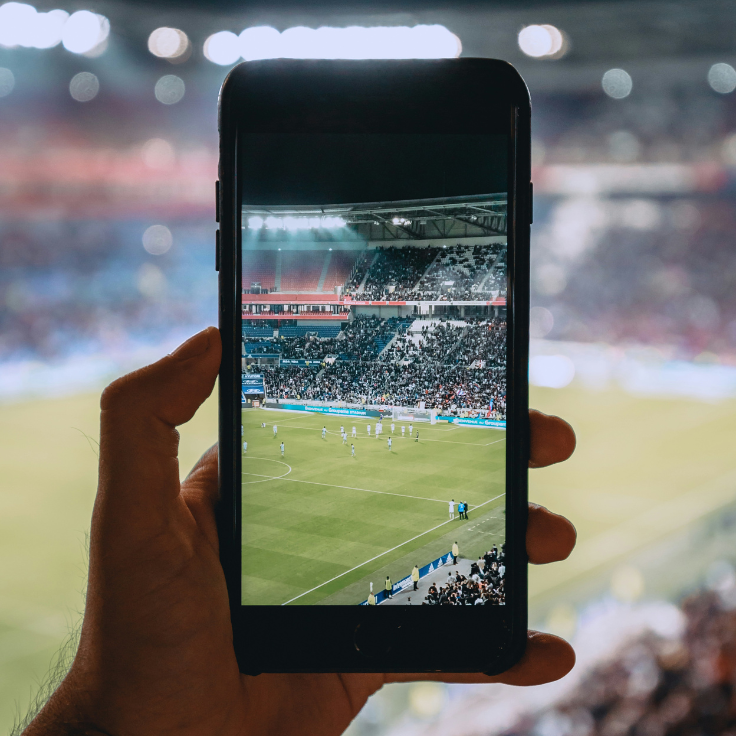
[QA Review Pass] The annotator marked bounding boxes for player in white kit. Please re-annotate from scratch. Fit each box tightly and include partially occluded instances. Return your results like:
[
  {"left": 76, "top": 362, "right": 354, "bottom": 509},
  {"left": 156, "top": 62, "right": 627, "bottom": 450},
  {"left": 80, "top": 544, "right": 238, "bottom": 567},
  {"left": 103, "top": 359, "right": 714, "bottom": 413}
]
[
  {"left": 340, "top": 425, "right": 344, "bottom": 435},
  {"left": 449, "top": 499, "right": 455, "bottom": 520},
  {"left": 351, "top": 444, "right": 355, "bottom": 457},
  {"left": 391, "top": 422, "right": 395, "bottom": 433},
  {"left": 243, "top": 440, "right": 248, "bottom": 454},
  {"left": 401, "top": 426, "right": 405, "bottom": 436},
  {"left": 409, "top": 423, "right": 413, "bottom": 436},
  {"left": 342, "top": 432, "right": 347, "bottom": 445},
  {"left": 280, "top": 441, "right": 285, "bottom": 456},
  {"left": 273, "top": 425, "right": 277, "bottom": 437},
  {"left": 388, "top": 437, "right": 392, "bottom": 450},
  {"left": 367, "top": 424, "right": 371, "bottom": 436},
  {"left": 322, "top": 426, "right": 327, "bottom": 439},
  {"left": 352, "top": 426, "right": 357, "bottom": 438}
]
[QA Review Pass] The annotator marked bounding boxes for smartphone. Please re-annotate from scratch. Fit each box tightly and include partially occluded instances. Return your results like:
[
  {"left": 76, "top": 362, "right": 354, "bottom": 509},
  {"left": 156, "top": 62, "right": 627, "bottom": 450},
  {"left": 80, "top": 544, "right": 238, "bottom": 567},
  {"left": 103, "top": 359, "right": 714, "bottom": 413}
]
[{"left": 217, "top": 59, "right": 531, "bottom": 674}]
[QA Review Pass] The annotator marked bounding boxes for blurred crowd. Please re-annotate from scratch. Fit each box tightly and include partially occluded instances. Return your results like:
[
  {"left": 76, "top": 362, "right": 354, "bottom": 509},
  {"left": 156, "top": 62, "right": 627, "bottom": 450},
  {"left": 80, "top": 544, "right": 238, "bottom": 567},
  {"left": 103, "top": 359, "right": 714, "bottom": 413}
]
[
  {"left": 425, "top": 545, "right": 506, "bottom": 606},
  {"left": 505, "top": 590, "right": 736, "bottom": 736}
]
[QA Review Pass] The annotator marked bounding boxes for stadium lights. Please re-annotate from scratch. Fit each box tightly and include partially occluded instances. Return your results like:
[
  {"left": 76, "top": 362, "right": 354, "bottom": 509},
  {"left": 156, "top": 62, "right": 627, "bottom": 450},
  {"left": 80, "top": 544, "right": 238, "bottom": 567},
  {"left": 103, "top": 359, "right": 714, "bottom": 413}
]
[
  {"left": 148, "top": 27, "right": 189, "bottom": 59},
  {"left": 249, "top": 215, "right": 346, "bottom": 229},
  {"left": 517, "top": 24, "right": 567, "bottom": 59},
  {"left": 204, "top": 24, "right": 461, "bottom": 66},
  {"left": 708, "top": 63, "right": 736, "bottom": 94},
  {"left": 602, "top": 68, "right": 633, "bottom": 99},
  {"left": 0, "top": 3, "right": 109, "bottom": 53}
]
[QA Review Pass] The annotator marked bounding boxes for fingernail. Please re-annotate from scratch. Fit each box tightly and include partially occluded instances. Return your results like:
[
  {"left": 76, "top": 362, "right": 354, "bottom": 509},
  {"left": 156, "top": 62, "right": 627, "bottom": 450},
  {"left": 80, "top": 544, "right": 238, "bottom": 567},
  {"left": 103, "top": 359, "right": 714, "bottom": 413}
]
[{"left": 171, "top": 328, "right": 213, "bottom": 361}]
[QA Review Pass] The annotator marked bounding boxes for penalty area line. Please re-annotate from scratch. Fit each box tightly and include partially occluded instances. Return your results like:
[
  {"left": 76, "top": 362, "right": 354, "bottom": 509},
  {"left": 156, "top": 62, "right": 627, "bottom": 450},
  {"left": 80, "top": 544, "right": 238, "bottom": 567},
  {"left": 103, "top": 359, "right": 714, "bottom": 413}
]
[{"left": 281, "top": 492, "right": 505, "bottom": 605}]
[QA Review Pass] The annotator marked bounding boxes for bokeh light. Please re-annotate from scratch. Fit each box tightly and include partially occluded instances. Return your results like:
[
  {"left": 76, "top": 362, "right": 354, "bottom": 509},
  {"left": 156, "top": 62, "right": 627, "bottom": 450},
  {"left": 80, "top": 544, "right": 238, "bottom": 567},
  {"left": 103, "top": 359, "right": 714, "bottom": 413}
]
[
  {"left": 0, "top": 5, "right": 70, "bottom": 49},
  {"left": 142, "top": 224, "right": 173, "bottom": 255},
  {"left": 529, "top": 354, "right": 575, "bottom": 388},
  {"left": 148, "top": 27, "right": 189, "bottom": 59},
  {"left": 518, "top": 24, "right": 566, "bottom": 58},
  {"left": 205, "top": 24, "right": 461, "bottom": 64},
  {"left": 154, "top": 74, "right": 185, "bottom": 105},
  {"left": 0, "top": 67, "right": 15, "bottom": 97},
  {"left": 141, "top": 138, "right": 175, "bottom": 169},
  {"left": 69, "top": 71, "right": 99, "bottom": 102},
  {"left": 708, "top": 63, "right": 736, "bottom": 94},
  {"left": 602, "top": 68, "right": 633, "bottom": 99},
  {"left": 62, "top": 10, "right": 109, "bottom": 55},
  {"left": 203, "top": 30, "right": 241, "bottom": 65}
]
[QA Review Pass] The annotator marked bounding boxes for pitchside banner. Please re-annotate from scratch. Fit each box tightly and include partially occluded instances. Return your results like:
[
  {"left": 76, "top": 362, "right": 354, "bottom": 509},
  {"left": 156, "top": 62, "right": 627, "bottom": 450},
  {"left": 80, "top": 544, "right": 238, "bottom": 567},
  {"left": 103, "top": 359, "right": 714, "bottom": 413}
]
[
  {"left": 359, "top": 551, "right": 454, "bottom": 605},
  {"left": 451, "top": 417, "right": 506, "bottom": 429},
  {"left": 276, "top": 403, "right": 383, "bottom": 418},
  {"left": 241, "top": 374, "right": 265, "bottom": 405}
]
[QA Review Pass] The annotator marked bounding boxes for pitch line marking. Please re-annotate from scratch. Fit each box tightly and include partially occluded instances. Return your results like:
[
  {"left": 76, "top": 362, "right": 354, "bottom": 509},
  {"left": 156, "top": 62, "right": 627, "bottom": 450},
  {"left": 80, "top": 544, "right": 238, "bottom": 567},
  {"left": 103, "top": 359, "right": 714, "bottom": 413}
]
[
  {"left": 241, "top": 457, "right": 292, "bottom": 485},
  {"left": 255, "top": 476, "right": 451, "bottom": 505},
  {"left": 281, "top": 492, "right": 506, "bottom": 605}
]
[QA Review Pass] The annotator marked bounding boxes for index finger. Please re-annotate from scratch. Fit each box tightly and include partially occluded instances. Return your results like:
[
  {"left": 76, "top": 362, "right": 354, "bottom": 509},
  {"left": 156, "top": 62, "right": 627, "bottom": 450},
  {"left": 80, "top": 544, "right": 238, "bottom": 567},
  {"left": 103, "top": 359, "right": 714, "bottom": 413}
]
[{"left": 529, "top": 410, "right": 576, "bottom": 468}]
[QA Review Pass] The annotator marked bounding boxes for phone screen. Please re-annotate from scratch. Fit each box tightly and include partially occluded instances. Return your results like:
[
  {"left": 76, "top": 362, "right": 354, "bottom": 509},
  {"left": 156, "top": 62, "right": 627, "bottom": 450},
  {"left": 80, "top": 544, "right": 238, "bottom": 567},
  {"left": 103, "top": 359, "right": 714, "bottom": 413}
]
[{"left": 239, "top": 133, "right": 509, "bottom": 607}]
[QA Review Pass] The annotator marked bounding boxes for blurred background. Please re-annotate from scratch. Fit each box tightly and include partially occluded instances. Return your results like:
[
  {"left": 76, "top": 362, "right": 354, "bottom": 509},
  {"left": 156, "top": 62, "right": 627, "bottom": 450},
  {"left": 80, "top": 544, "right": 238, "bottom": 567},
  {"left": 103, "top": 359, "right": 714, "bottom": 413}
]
[{"left": 3, "top": 0, "right": 736, "bottom": 733}]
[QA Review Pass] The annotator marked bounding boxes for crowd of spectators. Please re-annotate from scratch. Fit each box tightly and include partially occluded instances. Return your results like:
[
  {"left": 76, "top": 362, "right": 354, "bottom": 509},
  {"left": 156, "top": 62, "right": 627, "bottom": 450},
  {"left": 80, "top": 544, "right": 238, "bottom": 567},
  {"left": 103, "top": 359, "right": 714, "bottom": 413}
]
[
  {"left": 424, "top": 545, "right": 506, "bottom": 606},
  {"left": 255, "top": 316, "right": 507, "bottom": 413},
  {"left": 505, "top": 589, "right": 736, "bottom": 736},
  {"left": 261, "top": 366, "right": 318, "bottom": 400},
  {"left": 412, "top": 244, "right": 505, "bottom": 301},
  {"left": 343, "top": 243, "right": 507, "bottom": 302},
  {"left": 346, "top": 246, "right": 439, "bottom": 301}
]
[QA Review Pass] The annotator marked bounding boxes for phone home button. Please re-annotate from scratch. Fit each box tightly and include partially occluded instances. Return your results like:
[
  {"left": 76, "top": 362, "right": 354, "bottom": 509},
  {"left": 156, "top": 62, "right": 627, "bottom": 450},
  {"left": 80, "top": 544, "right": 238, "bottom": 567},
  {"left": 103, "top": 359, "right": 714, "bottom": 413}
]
[{"left": 353, "top": 622, "right": 399, "bottom": 659}]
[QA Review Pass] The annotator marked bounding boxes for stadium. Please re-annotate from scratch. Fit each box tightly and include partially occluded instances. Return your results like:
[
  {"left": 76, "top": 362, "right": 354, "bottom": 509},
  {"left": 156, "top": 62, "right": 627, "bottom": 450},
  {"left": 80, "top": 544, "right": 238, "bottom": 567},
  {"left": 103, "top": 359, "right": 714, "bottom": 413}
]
[{"left": 240, "top": 196, "right": 508, "bottom": 606}]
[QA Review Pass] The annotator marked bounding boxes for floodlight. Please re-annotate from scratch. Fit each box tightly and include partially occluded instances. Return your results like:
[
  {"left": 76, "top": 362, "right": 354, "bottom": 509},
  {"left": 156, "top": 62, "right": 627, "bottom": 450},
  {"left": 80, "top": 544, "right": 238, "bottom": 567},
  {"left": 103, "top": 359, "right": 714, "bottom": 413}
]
[
  {"left": 62, "top": 10, "right": 109, "bottom": 54},
  {"left": 248, "top": 216, "right": 264, "bottom": 229},
  {"left": 204, "top": 31, "right": 241, "bottom": 66},
  {"left": 265, "top": 216, "right": 282, "bottom": 229},
  {"left": 602, "top": 68, "right": 633, "bottom": 99}
]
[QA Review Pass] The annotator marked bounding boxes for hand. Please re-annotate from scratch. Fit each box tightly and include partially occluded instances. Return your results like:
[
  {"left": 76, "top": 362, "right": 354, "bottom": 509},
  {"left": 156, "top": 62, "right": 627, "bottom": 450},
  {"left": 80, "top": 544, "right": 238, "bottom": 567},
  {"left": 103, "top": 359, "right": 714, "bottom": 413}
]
[{"left": 25, "top": 327, "right": 576, "bottom": 736}]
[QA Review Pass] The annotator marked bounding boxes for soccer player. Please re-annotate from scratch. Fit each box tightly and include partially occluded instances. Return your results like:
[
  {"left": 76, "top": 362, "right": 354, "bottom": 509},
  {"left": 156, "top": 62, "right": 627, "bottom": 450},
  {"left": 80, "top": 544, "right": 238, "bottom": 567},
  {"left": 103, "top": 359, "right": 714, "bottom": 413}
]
[
  {"left": 409, "top": 423, "right": 413, "bottom": 436},
  {"left": 415, "top": 431, "right": 419, "bottom": 442},
  {"left": 243, "top": 440, "right": 248, "bottom": 454},
  {"left": 449, "top": 498, "right": 455, "bottom": 520},
  {"left": 340, "top": 425, "right": 344, "bottom": 435},
  {"left": 261, "top": 422, "right": 266, "bottom": 428},
  {"left": 367, "top": 424, "right": 371, "bottom": 436},
  {"left": 391, "top": 422, "right": 395, "bottom": 433},
  {"left": 342, "top": 433, "right": 347, "bottom": 445},
  {"left": 352, "top": 426, "right": 357, "bottom": 438},
  {"left": 322, "top": 426, "right": 327, "bottom": 439},
  {"left": 388, "top": 436, "right": 392, "bottom": 450},
  {"left": 273, "top": 425, "right": 277, "bottom": 437},
  {"left": 351, "top": 443, "right": 355, "bottom": 457},
  {"left": 280, "top": 441, "right": 285, "bottom": 456},
  {"left": 401, "top": 425, "right": 405, "bottom": 436}
]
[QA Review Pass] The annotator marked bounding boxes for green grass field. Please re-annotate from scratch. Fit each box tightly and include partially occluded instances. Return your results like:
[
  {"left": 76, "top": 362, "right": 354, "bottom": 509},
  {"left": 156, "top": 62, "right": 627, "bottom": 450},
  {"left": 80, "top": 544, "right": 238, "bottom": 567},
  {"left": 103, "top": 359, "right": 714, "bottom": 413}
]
[
  {"left": 3, "top": 384, "right": 736, "bottom": 731},
  {"left": 240, "top": 410, "right": 506, "bottom": 605}
]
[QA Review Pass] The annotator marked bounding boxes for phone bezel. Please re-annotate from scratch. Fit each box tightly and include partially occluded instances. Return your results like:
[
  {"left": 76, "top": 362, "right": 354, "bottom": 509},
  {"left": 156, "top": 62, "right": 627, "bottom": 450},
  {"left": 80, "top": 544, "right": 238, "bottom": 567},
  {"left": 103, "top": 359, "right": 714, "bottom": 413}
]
[{"left": 217, "top": 59, "right": 531, "bottom": 674}]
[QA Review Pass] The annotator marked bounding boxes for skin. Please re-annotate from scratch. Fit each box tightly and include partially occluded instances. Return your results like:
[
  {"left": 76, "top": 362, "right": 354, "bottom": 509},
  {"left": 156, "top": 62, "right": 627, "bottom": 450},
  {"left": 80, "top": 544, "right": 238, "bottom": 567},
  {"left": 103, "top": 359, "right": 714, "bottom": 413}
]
[{"left": 24, "top": 326, "right": 577, "bottom": 736}]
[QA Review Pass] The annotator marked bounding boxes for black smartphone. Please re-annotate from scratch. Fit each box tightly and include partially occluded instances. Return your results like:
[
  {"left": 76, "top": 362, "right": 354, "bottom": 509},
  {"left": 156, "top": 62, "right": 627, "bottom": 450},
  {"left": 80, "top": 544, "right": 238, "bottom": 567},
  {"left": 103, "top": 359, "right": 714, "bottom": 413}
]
[{"left": 217, "top": 59, "right": 531, "bottom": 674}]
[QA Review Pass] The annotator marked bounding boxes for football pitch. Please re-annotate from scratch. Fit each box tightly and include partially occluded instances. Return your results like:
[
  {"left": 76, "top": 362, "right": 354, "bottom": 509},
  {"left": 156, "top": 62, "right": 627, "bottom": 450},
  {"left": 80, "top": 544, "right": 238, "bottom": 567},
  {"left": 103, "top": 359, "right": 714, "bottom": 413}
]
[{"left": 241, "top": 409, "right": 506, "bottom": 605}]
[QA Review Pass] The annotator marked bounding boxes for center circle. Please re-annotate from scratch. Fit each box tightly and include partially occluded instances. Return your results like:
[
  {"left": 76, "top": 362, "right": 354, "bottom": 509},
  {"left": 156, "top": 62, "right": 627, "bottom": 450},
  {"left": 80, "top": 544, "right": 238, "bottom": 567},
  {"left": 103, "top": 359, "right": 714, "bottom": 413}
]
[{"left": 241, "top": 456, "right": 292, "bottom": 484}]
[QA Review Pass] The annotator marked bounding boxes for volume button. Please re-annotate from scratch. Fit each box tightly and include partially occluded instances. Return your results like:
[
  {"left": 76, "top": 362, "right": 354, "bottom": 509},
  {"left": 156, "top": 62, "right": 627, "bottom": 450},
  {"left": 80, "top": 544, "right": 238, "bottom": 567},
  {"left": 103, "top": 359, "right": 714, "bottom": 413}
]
[
  {"left": 215, "top": 229, "right": 221, "bottom": 272},
  {"left": 215, "top": 180, "right": 220, "bottom": 223}
]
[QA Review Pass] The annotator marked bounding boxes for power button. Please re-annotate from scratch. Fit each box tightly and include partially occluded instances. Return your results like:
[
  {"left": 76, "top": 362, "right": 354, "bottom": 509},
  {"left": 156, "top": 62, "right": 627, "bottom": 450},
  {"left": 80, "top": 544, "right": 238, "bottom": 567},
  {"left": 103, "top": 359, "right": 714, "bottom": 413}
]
[{"left": 215, "top": 229, "right": 221, "bottom": 272}]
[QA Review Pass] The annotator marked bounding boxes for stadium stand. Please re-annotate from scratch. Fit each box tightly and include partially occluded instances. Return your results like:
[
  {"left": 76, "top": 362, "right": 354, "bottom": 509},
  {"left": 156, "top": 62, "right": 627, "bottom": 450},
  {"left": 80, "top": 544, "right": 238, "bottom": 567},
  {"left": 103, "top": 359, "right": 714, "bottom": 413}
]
[
  {"left": 501, "top": 589, "right": 736, "bottom": 736},
  {"left": 279, "top": 251, "right": 325, "bottom": 292},
  {"left": 349, "top": 245, "right": 440, "bottom": 300},
  {"left": 278, "top": 325, "right": 341, "bottom": 338},
  {"left": 242, "top": 326, "right": 274, "bottom": 338},
  {"left": 242, "top": 250, "right": 276, "bottom": 291},
  {"left": 423, "top": 546, "right": 506, "bottom": 605},
  {"left": 414, "top": 243, "right": 505, "bottom": 300},
  {"left": 321, "top": 250, "right": 360, "bottom": 293}
]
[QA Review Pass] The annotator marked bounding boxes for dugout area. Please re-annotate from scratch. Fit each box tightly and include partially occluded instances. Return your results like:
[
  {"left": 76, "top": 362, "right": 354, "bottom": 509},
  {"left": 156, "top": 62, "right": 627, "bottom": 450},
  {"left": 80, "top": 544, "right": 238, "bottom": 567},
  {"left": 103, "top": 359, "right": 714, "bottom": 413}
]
[{"left": 240, "top": 407, "right": 506, "bottom": 605}]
